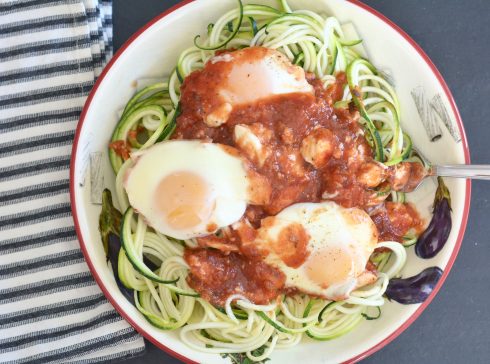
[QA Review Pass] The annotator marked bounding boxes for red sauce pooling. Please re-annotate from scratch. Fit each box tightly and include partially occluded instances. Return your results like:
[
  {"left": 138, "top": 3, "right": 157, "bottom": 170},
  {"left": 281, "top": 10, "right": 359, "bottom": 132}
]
[{"left": 184, "top": 248, "right": 285, "bottom": 306}]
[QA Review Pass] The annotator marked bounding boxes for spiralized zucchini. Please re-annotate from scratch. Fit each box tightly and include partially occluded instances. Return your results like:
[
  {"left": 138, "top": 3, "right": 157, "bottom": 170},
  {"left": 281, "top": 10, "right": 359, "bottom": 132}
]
[
  {"left": 108, "top": 0, "right": 415, "bottom": 361},
  {"left": 116, "top": 213, "right": 405, "bottom": 360}
]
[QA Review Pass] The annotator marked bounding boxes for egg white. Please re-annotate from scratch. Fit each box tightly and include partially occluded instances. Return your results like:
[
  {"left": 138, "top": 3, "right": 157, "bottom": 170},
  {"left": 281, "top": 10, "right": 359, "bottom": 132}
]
[
  {"left": 124, "top": 140, "right": 250, "bottom": 239},
  {"left": 205, "top": 47, "right": 313, "bottom": 126},
  {"left": 257, "top": 201, "right": 378, "bottom": 300}
]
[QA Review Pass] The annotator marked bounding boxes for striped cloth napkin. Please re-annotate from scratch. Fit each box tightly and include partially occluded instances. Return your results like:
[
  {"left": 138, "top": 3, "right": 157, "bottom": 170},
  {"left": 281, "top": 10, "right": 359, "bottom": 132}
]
[{"left": 0, "top": 1, "right": 146, "bottom": 362}]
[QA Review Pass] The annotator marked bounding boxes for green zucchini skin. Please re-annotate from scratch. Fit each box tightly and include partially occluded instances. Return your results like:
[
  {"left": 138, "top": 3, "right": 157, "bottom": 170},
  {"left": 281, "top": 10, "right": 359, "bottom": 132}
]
[{"left": 120, "top": 207, "right": 199, "bottom": 297}]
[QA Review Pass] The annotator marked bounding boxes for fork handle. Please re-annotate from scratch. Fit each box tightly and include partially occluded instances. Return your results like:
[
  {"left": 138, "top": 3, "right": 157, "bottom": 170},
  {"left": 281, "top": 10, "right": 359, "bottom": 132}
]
[{"left": 432, "top": 165, "right": 490, "bottom": 180}]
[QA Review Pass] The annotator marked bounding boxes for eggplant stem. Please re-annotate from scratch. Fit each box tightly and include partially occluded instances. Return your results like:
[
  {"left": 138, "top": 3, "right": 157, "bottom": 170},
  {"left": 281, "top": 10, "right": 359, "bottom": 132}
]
[
  {"left": 99, "top": 189, "right": 123, "bottom": 255},
  {"left": 435, "top": 177, "right": 451, "bottom": 210}
]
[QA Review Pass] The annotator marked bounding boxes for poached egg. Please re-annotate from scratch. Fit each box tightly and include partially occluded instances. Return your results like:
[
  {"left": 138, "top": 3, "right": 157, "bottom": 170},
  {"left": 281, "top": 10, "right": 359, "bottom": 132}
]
[
  {"left": 202, "top": 46, "right": 314, "bottom": 127},
  {"left": 124, "top": 140, "right": 269, "bottom": 240},
  {"left": 255, "top": 201, "right": 379, "bottom": 300}
]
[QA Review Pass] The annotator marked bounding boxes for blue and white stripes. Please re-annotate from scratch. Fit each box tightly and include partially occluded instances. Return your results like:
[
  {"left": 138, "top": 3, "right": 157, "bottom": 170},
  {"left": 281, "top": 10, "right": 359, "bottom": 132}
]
[{"left": 0, "top": 0, "right": 145, "bottom": 362}]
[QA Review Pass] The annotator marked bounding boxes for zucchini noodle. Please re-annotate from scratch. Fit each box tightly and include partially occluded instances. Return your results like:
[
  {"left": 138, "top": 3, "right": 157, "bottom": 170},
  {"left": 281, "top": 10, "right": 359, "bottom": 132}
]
[{"left": 108, "top": 0, "right": 416, "bottom": 361}]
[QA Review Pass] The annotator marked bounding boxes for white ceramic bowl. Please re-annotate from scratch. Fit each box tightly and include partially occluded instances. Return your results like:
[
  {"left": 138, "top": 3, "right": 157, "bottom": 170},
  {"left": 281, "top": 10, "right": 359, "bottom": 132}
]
[{"left": 70, "top": 0, "right": 471, "bottom": 363}]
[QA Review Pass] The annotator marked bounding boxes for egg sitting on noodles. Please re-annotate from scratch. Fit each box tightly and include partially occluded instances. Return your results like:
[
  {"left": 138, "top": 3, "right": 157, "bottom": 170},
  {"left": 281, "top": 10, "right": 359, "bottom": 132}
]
[{"left": 251, "top": 201, "right": 379, "bottom": 301}]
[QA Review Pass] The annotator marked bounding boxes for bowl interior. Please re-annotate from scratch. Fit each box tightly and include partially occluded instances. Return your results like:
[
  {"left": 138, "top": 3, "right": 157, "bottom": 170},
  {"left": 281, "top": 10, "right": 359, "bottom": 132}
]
[{"left": 71, "top": 0, "right": 469, "bottom": 363}]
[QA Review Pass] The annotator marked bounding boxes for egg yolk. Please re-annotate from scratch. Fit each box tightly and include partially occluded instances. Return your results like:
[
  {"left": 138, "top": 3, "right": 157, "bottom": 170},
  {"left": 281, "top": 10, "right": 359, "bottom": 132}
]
[
  {"left": 154, "top": 171, "right": 214, "bottom": 230},
  {"left": 304, "top": 246, "right": 354, "bottom": 288}
]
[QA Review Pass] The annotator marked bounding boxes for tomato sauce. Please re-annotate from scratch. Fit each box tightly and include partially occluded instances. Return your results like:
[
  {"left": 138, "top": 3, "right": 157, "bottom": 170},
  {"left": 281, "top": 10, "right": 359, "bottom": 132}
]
[
  {"left": 184, "top": 248, "right": 285, "bottom": 306},
  {"left": 370, "top": 202, "right": 426, "bottom": 243},
  {"left": 178, "top": 48, "right": 425, "bottom": 305},
  {"left": 109, "top": 140, "right": 130, "bottom": 160},
  {"left": 175, "top": 72, "right": 378, "bottom": 219},
  {"left": 273, "top": 222, "right": 311, "bottom": 269}
]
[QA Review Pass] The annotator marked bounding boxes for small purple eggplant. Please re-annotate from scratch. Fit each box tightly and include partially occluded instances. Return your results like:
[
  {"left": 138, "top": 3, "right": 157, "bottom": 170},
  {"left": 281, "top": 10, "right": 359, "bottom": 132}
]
[
  {"left": 107, "top": 234, "right": 135, "bottom": 305},
  {"left": 386, "top": 266, "right": 443, "bottom": 304},
  {"left": 415, "top": 177, "right": 452, "bottom": 259},
  {"left": 99, "top": 189, "right": 135, "bottom": 304}
]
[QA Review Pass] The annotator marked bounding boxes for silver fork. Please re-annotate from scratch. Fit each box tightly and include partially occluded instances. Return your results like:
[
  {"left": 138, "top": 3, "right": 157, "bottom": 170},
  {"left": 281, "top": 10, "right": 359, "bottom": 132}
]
[
  {"left": 430, "top": 165, "right": 490, "bottom": 180},
  {"left": 411, "top": 146, "right": 490, "bottom": 187}
]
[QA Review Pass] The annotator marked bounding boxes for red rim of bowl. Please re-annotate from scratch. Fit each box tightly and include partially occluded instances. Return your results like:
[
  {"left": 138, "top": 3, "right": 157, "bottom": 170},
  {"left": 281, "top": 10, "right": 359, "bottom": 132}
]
[{"left": 69, "top": 1, "right": 471, "bottom": 363}]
